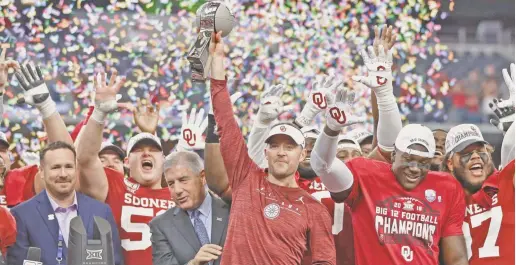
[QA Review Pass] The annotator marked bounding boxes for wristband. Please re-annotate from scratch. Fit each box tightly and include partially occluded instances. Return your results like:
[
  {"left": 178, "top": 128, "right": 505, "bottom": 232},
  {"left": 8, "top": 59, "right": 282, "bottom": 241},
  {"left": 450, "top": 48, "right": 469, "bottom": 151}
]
[
  {"left": 90, "top": 108, "right": 108, "bottom": 124},
  {"left": 206, "top": 114, "right": 219, "bottom": 143}
]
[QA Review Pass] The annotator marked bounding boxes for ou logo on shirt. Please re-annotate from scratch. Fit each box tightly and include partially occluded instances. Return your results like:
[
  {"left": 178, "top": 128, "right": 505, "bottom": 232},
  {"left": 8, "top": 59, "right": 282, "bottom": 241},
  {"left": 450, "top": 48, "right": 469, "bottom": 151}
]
[{"left": 401, "top": 246, "right": 414, "bottom": 262}]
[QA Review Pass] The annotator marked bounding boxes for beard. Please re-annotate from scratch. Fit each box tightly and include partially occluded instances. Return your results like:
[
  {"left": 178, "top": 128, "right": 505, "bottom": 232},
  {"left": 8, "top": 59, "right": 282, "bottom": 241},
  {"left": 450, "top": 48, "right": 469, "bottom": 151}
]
[
  {"left": 453, "top": 167, "right": 483, "bottom": 194},
  {"left": 297, "top": 164, "right": 318, "bottom": 180},
  {"left": 430, "top": 163, "right": 441, "bottom": 171}
]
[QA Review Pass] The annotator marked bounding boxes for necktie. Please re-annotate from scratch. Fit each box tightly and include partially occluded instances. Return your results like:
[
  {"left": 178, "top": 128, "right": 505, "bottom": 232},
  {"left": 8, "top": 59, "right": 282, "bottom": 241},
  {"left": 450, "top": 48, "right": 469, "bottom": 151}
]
[{"left": 192, "top": 209, "right": 210, "bottom": 246}]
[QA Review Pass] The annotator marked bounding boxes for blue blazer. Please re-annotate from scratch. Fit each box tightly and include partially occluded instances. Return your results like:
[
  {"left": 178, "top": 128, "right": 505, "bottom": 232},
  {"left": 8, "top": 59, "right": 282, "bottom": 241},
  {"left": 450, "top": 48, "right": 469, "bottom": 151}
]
[{"left": 7, "top": 190, "right": 123, "bottom": 265}]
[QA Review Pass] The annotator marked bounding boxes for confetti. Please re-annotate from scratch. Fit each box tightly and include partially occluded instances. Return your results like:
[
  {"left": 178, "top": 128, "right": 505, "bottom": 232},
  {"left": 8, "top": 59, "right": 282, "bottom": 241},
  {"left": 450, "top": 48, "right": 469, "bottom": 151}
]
[{"left": 1, "top": 0, "right": 456, "bottom": 154}]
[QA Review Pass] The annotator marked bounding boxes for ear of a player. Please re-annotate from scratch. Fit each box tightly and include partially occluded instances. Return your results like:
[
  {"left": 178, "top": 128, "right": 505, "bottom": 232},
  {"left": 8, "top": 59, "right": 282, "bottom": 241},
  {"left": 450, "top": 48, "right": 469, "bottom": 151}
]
[{"left": 299, "top": 148, "right": 307, "bottom": 163}]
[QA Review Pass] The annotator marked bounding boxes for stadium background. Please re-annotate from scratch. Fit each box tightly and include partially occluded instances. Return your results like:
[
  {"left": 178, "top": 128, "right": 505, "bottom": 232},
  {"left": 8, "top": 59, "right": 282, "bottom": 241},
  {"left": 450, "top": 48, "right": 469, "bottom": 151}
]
[{"left": 0, "top": 0, "right": 514, "bottom": 168}]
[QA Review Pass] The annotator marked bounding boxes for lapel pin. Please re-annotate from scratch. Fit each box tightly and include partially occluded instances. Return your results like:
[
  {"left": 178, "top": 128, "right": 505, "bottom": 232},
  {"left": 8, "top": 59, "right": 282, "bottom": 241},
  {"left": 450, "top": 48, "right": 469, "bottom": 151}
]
[
  {"left": 216, "top": 217, "right": 222, "bottom": 221},
  {"left": 48, "top": 214, "right": 55, "bottom": 220}
]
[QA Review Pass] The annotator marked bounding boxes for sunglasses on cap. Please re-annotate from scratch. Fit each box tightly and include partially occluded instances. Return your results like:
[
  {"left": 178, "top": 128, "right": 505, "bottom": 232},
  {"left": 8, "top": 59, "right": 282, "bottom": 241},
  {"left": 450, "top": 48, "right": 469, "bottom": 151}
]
[{"left": 453, "top": 150, "right": 490, "bottom": 165}]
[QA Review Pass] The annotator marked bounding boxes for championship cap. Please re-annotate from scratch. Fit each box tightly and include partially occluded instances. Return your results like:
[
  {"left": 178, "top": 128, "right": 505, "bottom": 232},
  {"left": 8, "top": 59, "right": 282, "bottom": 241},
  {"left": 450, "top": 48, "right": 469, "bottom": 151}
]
[
  {"left": 126, "top": 133, "right": 162, "bottom": 155},
  {"left": 100, "top": 141, "right": 125, "bottom": 159},
  {"left": 445, "top": 124, "right": 488, "bottom": 154},
  {"left": 300, "top": 125, "right": 320, "bottom": 139},
  {"left": 349, "top": 129, "right": 373, "bottom": 144},
  {"left": 337, "top": 135, "right": 361, "bottom": 151},
  {"left": 395, "top": 124, "right": 435, "bottom": 158},
  {"left": 265, "top": 123, "right": 305, "bottom": 148},
  {"left": 0, "top": 132, "right": 8, "bottom": 147}
]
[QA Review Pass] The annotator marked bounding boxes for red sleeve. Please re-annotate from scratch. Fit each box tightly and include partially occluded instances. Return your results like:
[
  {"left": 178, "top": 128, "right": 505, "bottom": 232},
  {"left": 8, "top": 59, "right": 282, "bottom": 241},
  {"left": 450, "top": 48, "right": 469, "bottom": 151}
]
[
  {"left": 4, "top": 165, "right": 38, "bottom": 206},
  {"left": 0, "top": 207, "right": 16, "bottom": 256},
  {"left": 70, "top": 106, "right": 94, "bottom": 142},
  {"left": 308, "top": 203, "right": 336, "bottom": 265},
  {"left": 210, "top": 78, "right": 260, "bottom": 190},
  {"left": 442, "top": 181, "right": 466, "bottom": 237},
  {"left": 498, "top": 159, "right": 515, "bottom": 203}
]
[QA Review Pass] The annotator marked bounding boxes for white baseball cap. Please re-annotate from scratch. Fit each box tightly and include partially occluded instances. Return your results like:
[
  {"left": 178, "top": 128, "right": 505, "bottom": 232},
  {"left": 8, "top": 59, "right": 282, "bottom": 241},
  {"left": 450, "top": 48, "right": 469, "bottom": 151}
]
[
  {"left": 126, "top": 133, "right": 163, "bottom": 155},
  {"left": 337, "top": 135, "right": 361, "bottom": 151},
  {"left": 300, "top": 125, "right": 320, "bottom": 139},
  {"left": 100, "top": 141, "right": 125, "bottom": 159},
  {"left": 265, "top": 123, "right": 305, "bottom": 148},
  {"left": 395, "top": 124, "right": 436, "bottom": 158},
  {"left": 349, "top": 129, "right": 373, "bottom": 144},
  {"left": 445, "top": 124, "right": 488, "bottom": 154}
]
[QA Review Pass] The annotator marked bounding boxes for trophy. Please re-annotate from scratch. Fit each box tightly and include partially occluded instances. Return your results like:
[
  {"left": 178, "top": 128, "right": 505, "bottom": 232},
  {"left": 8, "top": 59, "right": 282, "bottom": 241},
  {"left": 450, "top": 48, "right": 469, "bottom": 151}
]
[
  {"left": 67, "top": 216, "right": 115, "bottom": 265},
  {"left": 187, "top": 1, "right": 236, "bottom": 82}
]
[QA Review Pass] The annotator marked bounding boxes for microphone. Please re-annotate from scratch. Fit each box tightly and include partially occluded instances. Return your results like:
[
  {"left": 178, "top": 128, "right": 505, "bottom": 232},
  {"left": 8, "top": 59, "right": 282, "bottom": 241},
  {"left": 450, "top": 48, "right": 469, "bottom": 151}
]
[
  {"left": 67, "top": 216, "right": 115, "bottom": 265},
  {"left": 22, "top": 247, "right": 42, "bottom": 265}
]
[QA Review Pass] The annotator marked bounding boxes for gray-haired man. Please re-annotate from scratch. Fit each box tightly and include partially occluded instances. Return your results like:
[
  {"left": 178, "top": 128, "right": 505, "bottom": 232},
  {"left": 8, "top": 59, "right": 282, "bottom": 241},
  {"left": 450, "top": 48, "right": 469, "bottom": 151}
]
[{"left": 150, "top": 151, "right": 229, "bottom": 265}]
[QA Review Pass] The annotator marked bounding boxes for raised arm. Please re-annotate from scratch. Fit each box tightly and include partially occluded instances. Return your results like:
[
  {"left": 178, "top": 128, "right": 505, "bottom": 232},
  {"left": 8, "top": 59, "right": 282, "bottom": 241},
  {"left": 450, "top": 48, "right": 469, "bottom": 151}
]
[
  {"left": 247, "top": 84, "right": 286, "bottom": 168},
  {"left": 15, "top": 63, "right": 72, "bottom": 145},
  {"left": 209, "top": 32, "right": 258, "bottom": 190},
  {"left": 0, "top": 45, "right": 18, "bottom": 122},
  {"left": 368, "top": 25, "right": 399, "bottom": 160},
  {"left": 311, "top": 90, "right": 363, "bottom": 202},
  {"left": 76, "top": 70, "right": 126, "bottom": 202}
]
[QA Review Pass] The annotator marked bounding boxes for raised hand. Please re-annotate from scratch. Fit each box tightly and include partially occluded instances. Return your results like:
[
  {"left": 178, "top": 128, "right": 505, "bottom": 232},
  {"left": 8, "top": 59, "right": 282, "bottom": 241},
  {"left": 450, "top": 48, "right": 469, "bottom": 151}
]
[
  {"left": 500, "top": 63, "right": 514, "bottom": 108},
  {"left": 489, "top": 98, "right": 514, "bottom": 133},
  {"left": 352, "top": 45, "right": 394, "bottom": 97},
  {"left": 295, "top": 75, "right": 344, "bottom": 127},
  {"left": 15, "top": 63, "right": 57, "bottom": 118},
  {"left": 0, "top": 44, "right": 19, "bottom": 95},
  {"left": 177, "top": 108, "right": 209, "bottom": 151},
  {"left": 90, "top": 69, "right": 126, "bottom": 123},
  {"left": 256, "top": 84, "right": 287, "bottom": 126},
  {"left": 373, "top": 25, "right": 397, "bottom": 55},
  {"left": 325, "top": 90, "right": 365, "bottom": 132},
  {"left": 133, "top": 99, "right": 160, "bottom": 134},
  {"left": 209, "top": 31, "right": 224, "bottom": 57}
]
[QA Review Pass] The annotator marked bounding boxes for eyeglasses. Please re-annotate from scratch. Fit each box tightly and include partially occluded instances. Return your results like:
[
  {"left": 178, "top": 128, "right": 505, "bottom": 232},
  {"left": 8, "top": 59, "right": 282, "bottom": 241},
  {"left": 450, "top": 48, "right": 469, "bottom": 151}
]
[
  {"left": 400, "top": 161, "right": 431, "bottom": 170},
  {"left": 456, "top": 150, "right": 490, "bottom": 165}
]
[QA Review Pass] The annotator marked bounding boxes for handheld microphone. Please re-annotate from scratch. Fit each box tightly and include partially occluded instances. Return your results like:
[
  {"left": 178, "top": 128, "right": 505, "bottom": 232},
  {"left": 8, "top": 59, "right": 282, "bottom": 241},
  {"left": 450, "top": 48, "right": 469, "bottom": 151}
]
[
  {"left": 67, "top": 216, "right": 115, "bottom": 265},
  {"left": 22, "top": 247, "right": 42, "bottom": 265}
]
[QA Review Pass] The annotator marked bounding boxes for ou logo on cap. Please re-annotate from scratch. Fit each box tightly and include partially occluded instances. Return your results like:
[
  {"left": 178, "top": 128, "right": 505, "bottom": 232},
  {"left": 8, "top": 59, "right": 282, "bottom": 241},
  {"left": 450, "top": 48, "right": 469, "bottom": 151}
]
[{"left": 280, "top": 126, "right": 286, "bottom": 132}]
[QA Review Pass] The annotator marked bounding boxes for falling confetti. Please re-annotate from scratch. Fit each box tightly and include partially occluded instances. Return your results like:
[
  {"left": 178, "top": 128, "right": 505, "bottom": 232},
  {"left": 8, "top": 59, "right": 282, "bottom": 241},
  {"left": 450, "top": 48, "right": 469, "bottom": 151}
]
[{"left": 0, "top": 0, "right": 456, "bottom": 155}]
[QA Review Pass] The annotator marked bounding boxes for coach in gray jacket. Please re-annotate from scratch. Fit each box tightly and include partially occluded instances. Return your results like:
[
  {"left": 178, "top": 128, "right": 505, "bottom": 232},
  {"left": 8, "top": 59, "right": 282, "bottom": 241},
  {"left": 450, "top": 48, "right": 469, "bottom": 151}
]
[{"left": 150, "top": 151, "right": 229, "bottom": 265}]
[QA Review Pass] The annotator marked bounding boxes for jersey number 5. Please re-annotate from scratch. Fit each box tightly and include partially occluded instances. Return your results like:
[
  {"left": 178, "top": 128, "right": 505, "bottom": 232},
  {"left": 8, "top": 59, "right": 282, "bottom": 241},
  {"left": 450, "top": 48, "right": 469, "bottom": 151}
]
[
  {"left": 462, "top": 206, "right": 503, "bottom": 259},
  {"left": 121, "top": 206, "right": 167, "bottom": 251}
]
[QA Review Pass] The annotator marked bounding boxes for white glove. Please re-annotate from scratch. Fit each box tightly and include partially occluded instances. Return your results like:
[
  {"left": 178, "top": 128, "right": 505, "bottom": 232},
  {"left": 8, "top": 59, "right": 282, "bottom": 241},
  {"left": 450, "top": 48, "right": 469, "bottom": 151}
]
[
  {"left": 296, "top": 75, "right": 344, "bottom": 127},
  {"left": 177, "top": 108, "right": 209, "bottom": 151},
  {"left": 255, "top": 84, "right": 287, "bottom": 127},
  {"left": 21, "top": 151, "right": 40, "bottom": 166},
  {"left": 208, "top": 91, "right": 243, "bottom": 115},
  {"left": 15, "top": 64, "right": 56, "bottom": 119},
  {"left": 500, "top": 63, "right": 515, "bottom": 108},
  {"left": 489, "top": 98, "right": 514, "bottom": 133},
  {"left": 352, "top": 45, "right": 394, "bottom": 98},
  {"left": 325, "top": 90, "right": 365, "bottom": 132}
]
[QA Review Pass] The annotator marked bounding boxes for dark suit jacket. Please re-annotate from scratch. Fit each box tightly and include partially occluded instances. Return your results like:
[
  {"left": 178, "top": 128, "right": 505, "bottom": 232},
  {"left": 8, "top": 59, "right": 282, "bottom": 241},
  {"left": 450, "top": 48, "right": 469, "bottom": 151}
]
[
  {"left": 150, "top": 195, "right": 229, "bottom": 265},
  {"left": 7, "top": 190, "right": 123, "bottom": 265}
]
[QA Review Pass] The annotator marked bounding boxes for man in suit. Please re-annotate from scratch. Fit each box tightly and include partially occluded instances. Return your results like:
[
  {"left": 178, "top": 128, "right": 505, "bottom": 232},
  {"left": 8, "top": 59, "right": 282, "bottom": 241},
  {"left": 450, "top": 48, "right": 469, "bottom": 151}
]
[
  {"left": 7, "top": 141, "right": 123, "bottom": 265},
  {"left": 150, "top": 151, "right": 229, "bottom": 265}
]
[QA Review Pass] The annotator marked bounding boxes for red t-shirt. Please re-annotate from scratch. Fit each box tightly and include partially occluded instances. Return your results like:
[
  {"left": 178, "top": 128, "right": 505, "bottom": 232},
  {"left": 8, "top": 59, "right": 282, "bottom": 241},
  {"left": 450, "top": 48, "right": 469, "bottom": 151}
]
[
  {"left": 465, "top": 160, "right": 514, "bottom": 265},
  {"left": 0, "top": 205, "right": 16, "bottom": 256},
  {"left": 212, "top": 78, "right": 336, "bottom": 265},
  {"left": 342, "top": 157, "right": 465, "bottom": 265},
  {"left": 299, "top": 177, "right": 355, "bottom": 265},
  {"left": 1, "top": 165, "right": 39, "bottom": 207},
  {"left": 103, "top": 168, "right": 175, "bottom": 265}
]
